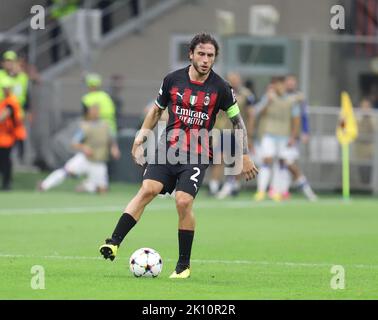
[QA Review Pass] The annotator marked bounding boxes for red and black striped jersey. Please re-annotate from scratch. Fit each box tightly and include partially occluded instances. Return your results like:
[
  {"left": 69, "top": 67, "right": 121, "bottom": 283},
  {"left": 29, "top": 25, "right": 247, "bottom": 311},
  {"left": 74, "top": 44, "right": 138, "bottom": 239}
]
[{"left": 154, "top": 66, "right": 238, "bottom": 163}]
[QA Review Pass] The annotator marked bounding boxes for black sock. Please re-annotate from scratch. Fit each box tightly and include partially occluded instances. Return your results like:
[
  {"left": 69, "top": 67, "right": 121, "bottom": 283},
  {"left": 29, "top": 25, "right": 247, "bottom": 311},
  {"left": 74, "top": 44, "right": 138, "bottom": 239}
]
[
  {"left": 111, "top": 213, "right": 137, "bottom": 246},
  {"left": 176, "top": 229, "right": 194, "bottom": 273}
]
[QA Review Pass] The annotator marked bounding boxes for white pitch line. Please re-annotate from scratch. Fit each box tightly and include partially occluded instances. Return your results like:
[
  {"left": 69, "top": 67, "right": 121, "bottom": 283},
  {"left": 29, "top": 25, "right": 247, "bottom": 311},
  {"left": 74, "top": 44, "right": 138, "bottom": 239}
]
[
  {"left": 0, "top": 253, "right": 377, "bottom": 270},
  {"left": 0, "top": 199, "right": 350, "bottom": 216}
]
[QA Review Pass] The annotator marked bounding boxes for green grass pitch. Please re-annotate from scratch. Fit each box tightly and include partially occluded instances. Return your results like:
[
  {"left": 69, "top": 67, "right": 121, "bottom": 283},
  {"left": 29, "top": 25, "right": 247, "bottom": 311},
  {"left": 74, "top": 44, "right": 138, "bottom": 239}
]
[{"left": 1, "top": 173, "right": 378, "bottom": 299}]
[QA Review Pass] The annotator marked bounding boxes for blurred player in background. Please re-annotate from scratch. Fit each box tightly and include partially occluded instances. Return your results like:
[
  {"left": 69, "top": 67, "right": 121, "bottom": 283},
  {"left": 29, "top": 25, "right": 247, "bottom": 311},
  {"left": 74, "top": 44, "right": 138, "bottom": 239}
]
[
  {"left": 99, "top": 33, "right": 258, "bottom": 279},
  {"left": 209, "top": 72, "right": 256, "bottom": 199},
  {"left": 82, "top": 73, "right": 117, "bottom": 135},
  {"left": 279, "top": 74, "right": 317, "bottom": 201},
  {"left": 0, "top": 77, "right": 26, "bottom": 190},
  {"left": 254, "top": 76, "right": 302, "bottom": 202},
  {"left": 38, "top": 105, "right": 120, "bottom": 193}
]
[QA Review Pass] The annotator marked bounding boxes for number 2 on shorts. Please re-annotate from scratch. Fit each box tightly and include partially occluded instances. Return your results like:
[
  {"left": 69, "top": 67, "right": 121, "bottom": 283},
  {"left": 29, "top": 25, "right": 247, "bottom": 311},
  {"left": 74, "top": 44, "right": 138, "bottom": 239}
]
[{"left": 190, "top": 167, "right": 201, "bottom": 182}]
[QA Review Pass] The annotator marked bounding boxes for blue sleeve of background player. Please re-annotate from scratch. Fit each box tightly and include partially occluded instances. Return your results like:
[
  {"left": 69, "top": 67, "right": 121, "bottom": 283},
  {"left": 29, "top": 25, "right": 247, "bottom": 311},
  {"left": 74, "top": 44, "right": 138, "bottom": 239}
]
[
  {"left": 72, "top": 128, "right": 85, "bottom": 144},
  {"left": 301, "top": 102, "right": 310, "bottom": 134}
]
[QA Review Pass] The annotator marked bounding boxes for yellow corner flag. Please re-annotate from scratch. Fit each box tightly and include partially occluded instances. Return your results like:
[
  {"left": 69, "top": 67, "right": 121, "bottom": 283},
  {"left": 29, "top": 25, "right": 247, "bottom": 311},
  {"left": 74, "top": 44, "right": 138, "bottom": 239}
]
[
  {"left": 336, "top": 91, "right": 358, "bottom": 200},
  {"left": 336, "top": 91, "right": 358, "bottom": 145}
]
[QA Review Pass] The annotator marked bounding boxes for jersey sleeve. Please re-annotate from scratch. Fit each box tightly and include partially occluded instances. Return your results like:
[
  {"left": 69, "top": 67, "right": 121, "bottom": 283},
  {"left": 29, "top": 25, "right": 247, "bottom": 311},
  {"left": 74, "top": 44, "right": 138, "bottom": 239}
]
[
  {"left": 291, "top": 103, "right": 301, "bottom": 117},
  {"left": 300, "top": 102, "right": 310, "bottom": 134},
  {"left": 220, "top": 82, "right": 240, "bottom": 118},
  {"left": 154, "top": 75, "right": 171, "bottom": 110},
  {"left": 72, "top": 128, "right": 85, "bottom": 144}
]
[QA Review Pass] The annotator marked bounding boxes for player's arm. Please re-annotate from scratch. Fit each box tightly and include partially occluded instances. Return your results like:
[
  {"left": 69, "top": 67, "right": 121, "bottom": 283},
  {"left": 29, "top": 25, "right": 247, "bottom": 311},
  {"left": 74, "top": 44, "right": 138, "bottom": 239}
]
[
  {"left": 229, "top": 111, "right": 259, "bottom": 181},
  {"left": 229, "top": 112, "right": 249, "bottom": 155},
  {"left": 289, "top": 103, "right": 301, "bottom": 146},
  {"left": 132, "top": 75, "right": 171, "bottom": 166},
  {"left": 245, "top": 95, "right": 256, "bottom": 152},
  {"left": 109, "top": 129, "right": 121, "bottom": 160},
  {"left": 132, "top": 104, "right": 164, "bottom": 166},
  {"left": 71, "top": 128, "right": 93, "bottom": 157},
  {"left": 133, "top": 105, "right": 164, "bottom": 145}
]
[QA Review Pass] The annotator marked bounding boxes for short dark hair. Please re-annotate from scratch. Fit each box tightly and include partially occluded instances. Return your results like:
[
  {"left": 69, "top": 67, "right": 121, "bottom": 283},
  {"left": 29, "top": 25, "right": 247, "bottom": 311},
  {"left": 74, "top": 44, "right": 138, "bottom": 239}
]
[
  {"left": 189, "top": 33, "right": 219, "bottom": 56},
  {"left": 271, "top": 76, "right": 285, "bottom": 83}
]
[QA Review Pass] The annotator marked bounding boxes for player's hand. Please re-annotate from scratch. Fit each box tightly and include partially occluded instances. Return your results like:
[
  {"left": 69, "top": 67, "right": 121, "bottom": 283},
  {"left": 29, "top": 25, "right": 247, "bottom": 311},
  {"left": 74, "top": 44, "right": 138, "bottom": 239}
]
[
  {"left": 242, "top": 154, "right": 258, "bottom": 181},
  {"left": 301, "top": 133, "right": 309, "bottom": 144},
  {"left": 131, "top": 140, "right": 146, "bottom": 166},
  {"left": 82, "top": 145, "right": 93, "bottom": 157},
  {"left": 111, "top": 145, "right": 121, "bottom": 160},
  {"left": 288, "top": 137, "right": 296, "bottom": 147}
]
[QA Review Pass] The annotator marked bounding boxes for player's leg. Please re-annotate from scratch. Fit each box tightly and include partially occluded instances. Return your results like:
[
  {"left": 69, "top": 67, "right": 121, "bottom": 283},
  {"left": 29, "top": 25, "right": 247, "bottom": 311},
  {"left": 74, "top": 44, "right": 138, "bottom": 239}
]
[
  {"left": 216, "top": 132, "right": 239, "bottom": 199},
  {"left": 270, "top": 138, "right": 291, "bottom": 201},
  {"left": 39, "top": 153, "right": 86, "bottom": 191},
  {"left": 100, "top": 164, "right": 174, "bottom": 261},
  {"left": 173, "top": 191, "right": 195, "bottom": 278},
  {"left": 255, "top": 135, "right": 275, "bottom": 201},
  {"left": 289, "top": 162, "right": 317, "bottom": 201},
  {"left": 208, "top": 133, "right": 224, "bottom": 195},
  {"left": 100, "top": 179, "right": 164, "bottom": 260},
  {"left": 209, "top": 163, "right": 223, "bottom": 195},
  {"left": 283, "top": 145, "right": 317, "bottom": 201},
  {"left": 78, "top": 162, "right": 108, "bottom": 193},
  {"left": 170, "top": 164, "right": 208, "bottom": 278},
  {"left": 270, "top": 158, "right": 290, "bottom": 201}
]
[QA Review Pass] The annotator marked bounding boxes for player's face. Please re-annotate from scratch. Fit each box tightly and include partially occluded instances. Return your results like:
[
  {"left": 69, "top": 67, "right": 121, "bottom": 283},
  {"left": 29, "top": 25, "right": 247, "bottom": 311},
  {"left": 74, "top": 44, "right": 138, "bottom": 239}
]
[
  {"left": 190, "top": 43, "right": 216, "bottom": 76},
  {"left": 274, "top": 81, "right": 286, "bottom": 95},
  {"left": 285, "top": 76, "right": 297, "bottom": 92},
  {"left": 87, "top": 106, "right": 100, "bottom": 120}
]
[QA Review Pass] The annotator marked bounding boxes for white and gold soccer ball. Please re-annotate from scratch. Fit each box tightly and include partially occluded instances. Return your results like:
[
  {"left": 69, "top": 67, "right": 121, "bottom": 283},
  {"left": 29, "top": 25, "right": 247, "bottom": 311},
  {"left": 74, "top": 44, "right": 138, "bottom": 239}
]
[{"left": 129, "top": 248, "right": 163, "bottom": 278}]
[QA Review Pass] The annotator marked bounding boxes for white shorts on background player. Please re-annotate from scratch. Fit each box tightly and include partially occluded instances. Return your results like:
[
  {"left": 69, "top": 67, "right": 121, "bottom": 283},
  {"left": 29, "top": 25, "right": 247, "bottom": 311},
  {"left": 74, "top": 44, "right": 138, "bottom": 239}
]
[
  {"left": 64, "top": 153, "right": 108, "bottom": 192},
  {"left": 251, "top": 141, "right": 263, "bottom": 167},
  {"left": 281, "top": 145, "right": 300, "bottom": 165},
  {"left": 260, "top": 134, "right": 290, "bottom": 160}
]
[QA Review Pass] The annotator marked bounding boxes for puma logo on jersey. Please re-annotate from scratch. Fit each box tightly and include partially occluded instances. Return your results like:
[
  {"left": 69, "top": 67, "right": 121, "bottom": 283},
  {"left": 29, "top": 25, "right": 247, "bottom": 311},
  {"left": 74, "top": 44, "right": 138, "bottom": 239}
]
[
  {"left": 194, "top": 183, "right": 198, "bottom": 192},
  {"left": 176, "top": 92, "right": 184, "bottom": 99}
]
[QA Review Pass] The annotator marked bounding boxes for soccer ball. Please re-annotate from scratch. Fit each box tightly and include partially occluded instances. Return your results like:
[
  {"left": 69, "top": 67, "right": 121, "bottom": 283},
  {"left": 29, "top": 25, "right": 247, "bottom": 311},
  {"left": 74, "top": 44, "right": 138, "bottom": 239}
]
[{"left": 129, "top": 248, "right": 163, "bottom": 278}]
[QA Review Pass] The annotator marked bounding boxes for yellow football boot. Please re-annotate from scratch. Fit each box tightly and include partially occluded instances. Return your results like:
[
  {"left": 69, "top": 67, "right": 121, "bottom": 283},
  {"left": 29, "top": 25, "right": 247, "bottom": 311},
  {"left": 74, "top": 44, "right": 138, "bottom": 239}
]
[
  {"left": 254, "top": 191, "right": 266, "bottom": 201},
  {"left": 99, "top": 239, "right": 118, "bottom": 261},
  {"left": 169, "top": 268, "right": 191, "bottom": 279}
]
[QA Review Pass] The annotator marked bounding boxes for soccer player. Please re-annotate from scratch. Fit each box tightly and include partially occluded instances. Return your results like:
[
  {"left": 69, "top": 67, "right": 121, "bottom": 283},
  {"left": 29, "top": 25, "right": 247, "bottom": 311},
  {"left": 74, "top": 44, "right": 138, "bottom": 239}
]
[
  {"left": 38, "top": 105, "right": 120, "bottom": 193},
  {"left": 213, "top": 72, "right": 256, "bottom": 199},
  {"left": 253, "top": 76, "right": 302, "bottom": 202},
  {"left": 282, "top": 74, "right": 317, "bottom": 201},
  {"left": 99, "top": 33, "right": 258, "bottom": 278}
]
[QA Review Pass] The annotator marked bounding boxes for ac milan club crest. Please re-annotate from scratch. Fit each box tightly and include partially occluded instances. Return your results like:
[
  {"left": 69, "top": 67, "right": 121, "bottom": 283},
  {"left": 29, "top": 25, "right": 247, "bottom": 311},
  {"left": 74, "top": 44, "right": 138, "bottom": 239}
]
[{"left": 204, "top": 95, "right": 210, "bottom": 106}]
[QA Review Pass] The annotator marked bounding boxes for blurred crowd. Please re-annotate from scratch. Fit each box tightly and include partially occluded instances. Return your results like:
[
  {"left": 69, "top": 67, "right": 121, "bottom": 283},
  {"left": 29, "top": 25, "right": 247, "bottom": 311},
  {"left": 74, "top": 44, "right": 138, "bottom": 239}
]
[{"left": 0, "top": 45, "right": 376, "bottom": 196}]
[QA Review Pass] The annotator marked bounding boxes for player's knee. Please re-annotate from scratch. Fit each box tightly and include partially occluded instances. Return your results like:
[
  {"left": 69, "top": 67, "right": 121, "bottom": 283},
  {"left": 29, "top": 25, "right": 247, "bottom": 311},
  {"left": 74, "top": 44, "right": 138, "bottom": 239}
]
[
  {"left": 140, "top": 183, "right": 161, "bottom": 200},
  {"left": 278, "top": 159, "right": 287, "bottom": 168},
  {"left": 263, "top": 158, "right": 273, "bottom": 166},
  {"left": 175, "top": 194, "right": 193, "bottom": 212}
]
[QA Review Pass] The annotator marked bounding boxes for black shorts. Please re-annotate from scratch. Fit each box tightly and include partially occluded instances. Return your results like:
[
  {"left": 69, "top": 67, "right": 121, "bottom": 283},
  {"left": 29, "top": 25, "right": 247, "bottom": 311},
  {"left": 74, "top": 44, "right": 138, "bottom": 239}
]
[{"left": 143, "top": 163, "right": 209, "bottom": 198}]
